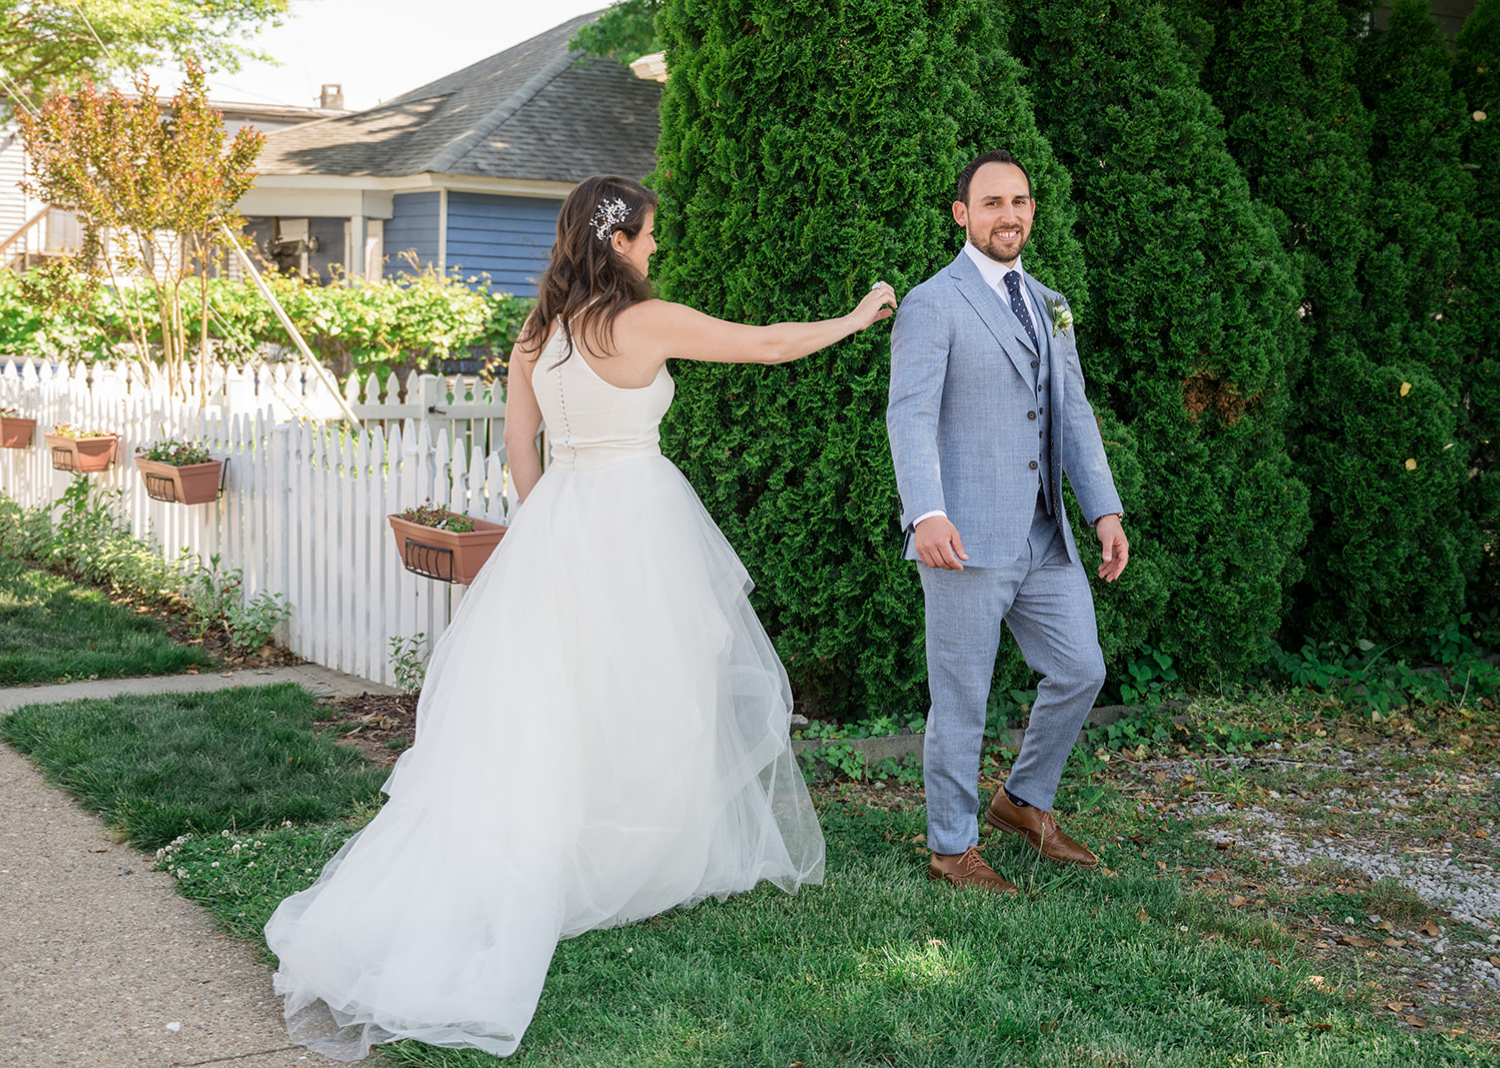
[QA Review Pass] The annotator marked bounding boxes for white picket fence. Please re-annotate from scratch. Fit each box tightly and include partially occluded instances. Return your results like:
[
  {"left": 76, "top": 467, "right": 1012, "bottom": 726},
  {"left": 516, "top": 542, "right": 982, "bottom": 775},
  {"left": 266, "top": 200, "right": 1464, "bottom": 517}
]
[{"left": 0, "top": 356, "right": 515, "bottom": 687}]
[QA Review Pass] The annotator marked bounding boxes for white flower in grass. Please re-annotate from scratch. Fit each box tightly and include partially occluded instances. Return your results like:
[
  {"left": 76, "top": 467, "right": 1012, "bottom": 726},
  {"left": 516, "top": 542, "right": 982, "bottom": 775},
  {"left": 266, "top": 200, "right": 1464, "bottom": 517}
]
[{"left": 211, "top": 861, "right": 220, "bottom": 868}]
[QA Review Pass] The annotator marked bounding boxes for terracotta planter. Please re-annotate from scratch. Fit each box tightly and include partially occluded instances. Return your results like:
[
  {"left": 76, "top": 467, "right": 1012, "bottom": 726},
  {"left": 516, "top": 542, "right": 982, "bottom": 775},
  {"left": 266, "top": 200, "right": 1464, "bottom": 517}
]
[
  {"left": 44, "top": 433, "right": 117, "bottom": 473},
  {"left": 136, "top": 457, "right": 225, "bottom": 505},
  {"left": 0, "top": 416, "right": 35, "bottom": 449},
  {"left": 388, "top": 514, "right": 507, "bottom": 585}
]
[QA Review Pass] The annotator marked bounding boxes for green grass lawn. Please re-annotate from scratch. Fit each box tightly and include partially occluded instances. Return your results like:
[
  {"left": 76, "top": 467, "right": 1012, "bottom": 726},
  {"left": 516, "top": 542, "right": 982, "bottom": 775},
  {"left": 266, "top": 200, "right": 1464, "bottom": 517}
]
[
  {"left": 156, "top": 801, "right": 1482, "bottom": 1068},
  {"left": 0, "top": 554, "right": 212, "bottom": 684},
  {"left": 0, "top": 682, "right": 389, "bottom": 848},
  {"left": 6, "top": 681, "right": 1493, "bottom": 1066}
]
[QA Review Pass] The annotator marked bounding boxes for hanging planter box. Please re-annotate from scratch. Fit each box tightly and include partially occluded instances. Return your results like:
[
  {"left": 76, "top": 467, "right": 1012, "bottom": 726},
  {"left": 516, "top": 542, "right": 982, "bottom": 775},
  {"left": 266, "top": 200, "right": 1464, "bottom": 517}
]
[
  {"left": 45, "top": 432, "right": 118, "bottom": 472},
  {"left": 388, "top": 513, "right": 507, "bottom": 585},
  {"left": 0, "top": 415, "right": 35, "bottom": 449},
  {"left": 136, "top": 457, "right": 227, "bottom": 505}
]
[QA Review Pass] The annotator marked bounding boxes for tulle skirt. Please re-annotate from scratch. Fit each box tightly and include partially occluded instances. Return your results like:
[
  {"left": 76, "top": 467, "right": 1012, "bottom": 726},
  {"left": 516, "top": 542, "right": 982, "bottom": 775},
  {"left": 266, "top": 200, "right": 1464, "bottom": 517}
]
[{"left": 263, "top": 454, "right": 825, "bottom": 1060}]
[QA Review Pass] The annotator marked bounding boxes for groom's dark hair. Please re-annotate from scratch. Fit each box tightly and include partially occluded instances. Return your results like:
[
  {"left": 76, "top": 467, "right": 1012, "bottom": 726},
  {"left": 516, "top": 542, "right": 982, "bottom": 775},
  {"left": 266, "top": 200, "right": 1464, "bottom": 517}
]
[{"left": 956, "top": 150, "right": 1033, "bottom": 204}]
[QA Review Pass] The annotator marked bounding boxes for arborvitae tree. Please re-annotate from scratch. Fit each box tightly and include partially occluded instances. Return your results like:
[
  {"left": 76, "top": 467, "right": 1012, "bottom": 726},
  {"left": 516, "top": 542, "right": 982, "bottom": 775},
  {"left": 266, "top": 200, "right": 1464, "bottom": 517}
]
[
  {"left": 999, "top": 0, "right": 1308, "bottom": 679},
  {"left": 1326, "top": 0, "right": 1478, "bottom": 642},
  {"left": 1455, "top": 0, "right": 1500, "bottom": 615},
  {"left": 651, "top": 0, "right": 1126, "bottom": 716}
]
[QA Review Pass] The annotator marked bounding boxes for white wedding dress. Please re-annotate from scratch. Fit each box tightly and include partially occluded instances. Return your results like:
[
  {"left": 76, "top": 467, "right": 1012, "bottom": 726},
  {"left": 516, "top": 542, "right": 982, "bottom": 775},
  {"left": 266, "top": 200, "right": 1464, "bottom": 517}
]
[{"left": 264, "top": 328, "right": 825, "bottom": 1061}]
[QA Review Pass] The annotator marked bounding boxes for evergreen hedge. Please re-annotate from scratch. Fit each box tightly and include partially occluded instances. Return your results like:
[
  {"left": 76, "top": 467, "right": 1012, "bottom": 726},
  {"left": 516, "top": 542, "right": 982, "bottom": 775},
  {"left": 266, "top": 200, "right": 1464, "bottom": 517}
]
[
  {"left": 1455, "top": 0, "right": 1500, "bottom": 613},
  {"left": 652, "top": 0, "right": 1094, "bottom": 715},
  {"left": 1321, "top": 0, "right": 1478, "bottom": 643},
  {"left": 1000, "top": 0, "right": 1308, "bottom": 680}
]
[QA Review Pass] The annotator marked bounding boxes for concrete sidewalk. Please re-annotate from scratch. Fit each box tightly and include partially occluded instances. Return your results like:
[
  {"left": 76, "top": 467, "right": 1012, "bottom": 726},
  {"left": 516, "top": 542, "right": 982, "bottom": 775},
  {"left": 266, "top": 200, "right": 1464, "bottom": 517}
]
[{"left": 0, "top": 664, "right": 395, "bottom": 1067}]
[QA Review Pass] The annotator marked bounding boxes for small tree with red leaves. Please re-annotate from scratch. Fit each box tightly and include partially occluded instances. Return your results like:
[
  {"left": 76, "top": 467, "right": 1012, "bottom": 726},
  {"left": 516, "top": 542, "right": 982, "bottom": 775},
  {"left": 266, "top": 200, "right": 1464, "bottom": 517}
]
[{"left": 17, "top": 64, "right": 263, "bottom": 403}]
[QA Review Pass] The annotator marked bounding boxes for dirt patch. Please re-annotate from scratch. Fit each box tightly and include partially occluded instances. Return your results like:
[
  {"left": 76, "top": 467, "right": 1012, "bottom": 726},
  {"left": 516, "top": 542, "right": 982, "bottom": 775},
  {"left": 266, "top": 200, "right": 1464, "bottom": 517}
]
[{"left": 314, "top": 691, "right": 418, "bottom": 767}]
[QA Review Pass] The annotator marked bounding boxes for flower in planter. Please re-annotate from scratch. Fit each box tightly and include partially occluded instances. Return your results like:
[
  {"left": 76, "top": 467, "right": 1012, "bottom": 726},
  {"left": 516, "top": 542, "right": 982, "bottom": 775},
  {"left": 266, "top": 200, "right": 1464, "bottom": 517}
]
[
  {"left": 51, "top": 422, "right": 115, "bottom": 439},
  {"left": 399, "top": 502, "right": 478, "bottom": 533},
  {"left": 137, "top": 437, "right": 215, "bottom": 466},
  {"left": 0, "top": 407, "right": 20, "bottom": 417}
]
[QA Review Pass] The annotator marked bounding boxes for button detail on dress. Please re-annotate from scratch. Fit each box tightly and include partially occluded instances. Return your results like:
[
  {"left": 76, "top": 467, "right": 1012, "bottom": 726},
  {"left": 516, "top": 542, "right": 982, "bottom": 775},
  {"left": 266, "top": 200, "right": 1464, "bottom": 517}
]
[
  {"left": 1028, "top": 460, "right": 1039, "bottom": 470},
  {"left": 1027, "top": 411, "right": 1037, "bottom": 420},
  {"left": 1031, "top": 360, "right": 1040, "bottom": 368}
]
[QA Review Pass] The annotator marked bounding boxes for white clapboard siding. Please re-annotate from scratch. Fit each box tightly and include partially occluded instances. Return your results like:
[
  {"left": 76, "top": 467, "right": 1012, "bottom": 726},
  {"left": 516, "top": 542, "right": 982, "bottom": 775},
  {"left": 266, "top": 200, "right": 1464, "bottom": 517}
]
[{"left": 0, "top": 356, "right": 514, "bottom": 687}]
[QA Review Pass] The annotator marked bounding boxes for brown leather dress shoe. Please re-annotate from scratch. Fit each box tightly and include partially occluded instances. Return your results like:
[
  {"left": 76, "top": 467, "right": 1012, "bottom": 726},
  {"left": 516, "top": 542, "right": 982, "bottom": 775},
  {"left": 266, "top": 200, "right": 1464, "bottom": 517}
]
[
  {"left": 928, "top": 847, "right": 1019, "bottom": 893},
  {"left": 985, "top": 790, "right": 1099, "bottom": 867}
]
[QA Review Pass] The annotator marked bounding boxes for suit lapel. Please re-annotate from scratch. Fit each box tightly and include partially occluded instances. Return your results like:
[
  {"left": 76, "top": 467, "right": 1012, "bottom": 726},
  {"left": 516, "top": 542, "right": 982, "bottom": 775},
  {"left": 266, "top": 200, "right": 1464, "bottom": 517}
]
[{"left": 948, "top": 254, "right": 1034, "bottom": 383}]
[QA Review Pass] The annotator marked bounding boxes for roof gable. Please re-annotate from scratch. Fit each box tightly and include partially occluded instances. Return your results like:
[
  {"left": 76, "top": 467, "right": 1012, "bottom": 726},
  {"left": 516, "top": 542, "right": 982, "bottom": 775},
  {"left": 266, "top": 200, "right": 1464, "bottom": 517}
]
[{"left": 254, "top": 12, "right": 660, "bottom": 183}]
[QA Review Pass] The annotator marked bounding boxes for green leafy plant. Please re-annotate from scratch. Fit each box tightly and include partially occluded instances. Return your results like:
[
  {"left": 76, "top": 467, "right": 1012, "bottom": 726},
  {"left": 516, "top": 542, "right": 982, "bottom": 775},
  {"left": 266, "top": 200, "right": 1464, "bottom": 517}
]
[
  {"left": 137, "top": 437, "right": 214, "bottom": 466},
  {"left": 397, "top": 503, "right": 475, "bottom": 533},
  {"left": 1120, "top": 647, "right": 1183, "bottom": 708},
  {"left": 388, "top": 632, "right": 429, "bottom": 696},
  {"left": 181, "top": 552, "right": 288, "bottom": 652},
  {"left": 870, "top": 754, "right": 923, "bottom": 789},
  {"left": 798, "top": 737, "right": 867, "bottom": 784}
]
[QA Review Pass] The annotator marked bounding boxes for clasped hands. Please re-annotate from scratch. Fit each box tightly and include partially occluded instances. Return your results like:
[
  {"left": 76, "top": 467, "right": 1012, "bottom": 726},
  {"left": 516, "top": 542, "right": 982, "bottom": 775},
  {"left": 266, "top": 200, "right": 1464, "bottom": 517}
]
[{"left": 914, "top": 513, "right": 1130, "bottom": 582}]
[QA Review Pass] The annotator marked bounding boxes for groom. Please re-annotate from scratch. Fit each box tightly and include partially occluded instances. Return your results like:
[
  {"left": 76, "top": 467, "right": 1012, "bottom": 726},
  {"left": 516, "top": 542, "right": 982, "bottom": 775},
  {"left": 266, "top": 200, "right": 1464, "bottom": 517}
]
[{"left": 886, "top": 149, "right": 1129, "bottom": 893}]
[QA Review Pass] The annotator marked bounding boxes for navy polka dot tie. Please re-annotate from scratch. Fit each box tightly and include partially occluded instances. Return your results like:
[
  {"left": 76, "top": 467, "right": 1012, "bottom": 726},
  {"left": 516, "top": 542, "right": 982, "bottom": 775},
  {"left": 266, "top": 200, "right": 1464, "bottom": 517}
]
[{"left": 1004, "top": 271, "right": 1040, "bottom": 353}]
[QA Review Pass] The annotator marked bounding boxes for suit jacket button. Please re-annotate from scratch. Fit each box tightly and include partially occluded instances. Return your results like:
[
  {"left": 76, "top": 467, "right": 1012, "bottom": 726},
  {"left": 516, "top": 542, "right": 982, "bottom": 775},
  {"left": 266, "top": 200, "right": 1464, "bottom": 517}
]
[
  {"left": 1031, "top": 360, "right": 1040, "bottom": 368},
  {"left": 1027, "top": 411, "right": 1037, "bottom": 420},
  {"left": 1028, "top": 461, "right": 1038, "bottom": 470}
]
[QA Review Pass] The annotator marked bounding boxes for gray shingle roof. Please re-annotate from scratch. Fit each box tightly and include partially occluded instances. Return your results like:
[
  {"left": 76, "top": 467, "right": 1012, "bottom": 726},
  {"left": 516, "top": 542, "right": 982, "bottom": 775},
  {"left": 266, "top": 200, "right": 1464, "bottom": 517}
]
[{"left": 253, "top": 12, "right": 661, "bottom": 182}]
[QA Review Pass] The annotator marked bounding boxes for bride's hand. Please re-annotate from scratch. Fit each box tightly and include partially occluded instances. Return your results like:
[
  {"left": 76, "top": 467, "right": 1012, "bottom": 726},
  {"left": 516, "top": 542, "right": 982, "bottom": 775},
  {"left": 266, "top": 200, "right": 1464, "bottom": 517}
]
[{"left": 850, "top": 281, "right": 898, "bottom": 330}]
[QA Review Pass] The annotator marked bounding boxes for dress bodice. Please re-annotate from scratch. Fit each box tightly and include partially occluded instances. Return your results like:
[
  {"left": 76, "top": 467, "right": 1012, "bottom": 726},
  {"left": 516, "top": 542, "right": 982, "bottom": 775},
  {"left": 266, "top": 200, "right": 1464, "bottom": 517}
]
[{"left": 531, "top": 326, "right": 675, "bottom": 471}]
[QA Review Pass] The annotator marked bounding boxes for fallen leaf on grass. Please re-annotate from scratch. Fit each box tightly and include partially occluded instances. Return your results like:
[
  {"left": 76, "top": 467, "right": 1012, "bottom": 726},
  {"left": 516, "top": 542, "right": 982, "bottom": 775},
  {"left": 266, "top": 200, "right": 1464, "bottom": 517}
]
[
  {"left": 1339, "top": 934, "right": 1375, "bottom": 948},
  {"left": 1490, "top": 956, "right": 1500, "bottom": 968},
  {"left": 1229, "top": 894, "right": 1248, "bottom": 907},
  {"left": 1420, "top": 920, "right": 1443, "bottom": 937},
  {"left": 1383, "top": 938, "right": 1407, "bottom": 948},
  {"left": 1476, "top": 828, "right": 1490, "bottom": 839},
  {"left": 1214, "top": 841, "right": 1233, "bottom": 851},
  {"left": 1308, "top": 1021, "right": 1332, "bottom": 1031},
  {"left": 1137, "top": 905, "right": 1148, "bottom": 923},
  {"left": 1402, "top": 1016, "right": 1427, "bottom": 1028},
  {"left": 1386, "top": 1002, "right": 1412, "bottom": 1012},
  {"left": 184, "top": 668, "right": 199, "bottom": 675}
]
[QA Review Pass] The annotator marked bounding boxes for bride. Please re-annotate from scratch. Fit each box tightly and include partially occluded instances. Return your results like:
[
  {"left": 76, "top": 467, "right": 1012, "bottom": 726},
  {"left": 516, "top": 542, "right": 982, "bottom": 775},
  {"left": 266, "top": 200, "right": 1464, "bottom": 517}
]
[{"left": 264, "top": 174, "right": 898, "bottom": 1060}]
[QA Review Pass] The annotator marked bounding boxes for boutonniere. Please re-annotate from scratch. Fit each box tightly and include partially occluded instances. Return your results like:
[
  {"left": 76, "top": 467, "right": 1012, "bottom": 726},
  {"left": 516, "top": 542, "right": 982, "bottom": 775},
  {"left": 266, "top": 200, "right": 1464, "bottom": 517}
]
[{"left": 1044, "top": 295, "right": 1075, "bottom": 338}]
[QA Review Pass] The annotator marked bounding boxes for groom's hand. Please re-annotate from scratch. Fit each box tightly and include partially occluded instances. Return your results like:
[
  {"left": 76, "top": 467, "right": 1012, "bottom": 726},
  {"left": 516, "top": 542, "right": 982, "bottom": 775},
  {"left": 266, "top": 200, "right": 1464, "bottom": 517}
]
[
  {"left": 1095, "top": 514, "right": 1129, "bottom": 583},
  {"left": 915, "top": 515, "right": 968, "bottom": 571}
]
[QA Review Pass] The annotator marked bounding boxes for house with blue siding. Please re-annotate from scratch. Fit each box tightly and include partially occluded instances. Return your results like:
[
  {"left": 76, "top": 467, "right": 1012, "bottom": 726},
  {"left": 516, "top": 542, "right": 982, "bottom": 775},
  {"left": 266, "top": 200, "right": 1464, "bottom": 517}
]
[{"left": 236, "top": 11, "right": 661, "bottom": 296}]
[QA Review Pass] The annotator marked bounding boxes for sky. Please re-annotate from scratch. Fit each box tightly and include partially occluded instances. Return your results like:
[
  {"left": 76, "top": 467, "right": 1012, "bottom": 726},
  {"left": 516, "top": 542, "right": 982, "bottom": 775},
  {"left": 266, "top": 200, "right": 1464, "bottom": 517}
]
[{"left": 144, "top": 0, "right": 609, "bottom": 113}]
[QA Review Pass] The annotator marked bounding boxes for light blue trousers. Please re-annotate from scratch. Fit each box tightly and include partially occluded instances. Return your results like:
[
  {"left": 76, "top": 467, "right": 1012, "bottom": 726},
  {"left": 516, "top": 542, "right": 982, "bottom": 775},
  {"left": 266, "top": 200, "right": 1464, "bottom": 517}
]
[{"left": 918, "top": 497, "right": 1107, "bottom": 855}]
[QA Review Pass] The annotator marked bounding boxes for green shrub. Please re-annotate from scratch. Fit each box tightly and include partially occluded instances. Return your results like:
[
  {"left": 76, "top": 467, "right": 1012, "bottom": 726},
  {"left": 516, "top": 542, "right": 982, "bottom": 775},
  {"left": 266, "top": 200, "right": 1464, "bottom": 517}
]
[
  {"left": 1455, "top": 0, "right": 1500, "bottom": 616},
  {"left": 1001, "top": 0, "right": 1308, "bottom": 681},
  {"left": 0, "top": 268, "right": 534, "bottom": 381},
  {"left": 653, "top": 0, "right": 1086, "bottom": 717},
  {"left": 1292, "top": 0, "right": 1480, "bottom": 646}
]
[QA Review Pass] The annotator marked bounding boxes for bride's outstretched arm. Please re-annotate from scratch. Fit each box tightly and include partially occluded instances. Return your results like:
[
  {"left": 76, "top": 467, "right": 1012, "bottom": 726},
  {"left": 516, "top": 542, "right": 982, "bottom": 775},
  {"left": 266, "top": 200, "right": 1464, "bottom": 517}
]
[
  {"left": 503, "top": 326, "right": 545, "bottom": 504},
  {"left": 619, "top": 283, "right": 897, "bottom": 367}
]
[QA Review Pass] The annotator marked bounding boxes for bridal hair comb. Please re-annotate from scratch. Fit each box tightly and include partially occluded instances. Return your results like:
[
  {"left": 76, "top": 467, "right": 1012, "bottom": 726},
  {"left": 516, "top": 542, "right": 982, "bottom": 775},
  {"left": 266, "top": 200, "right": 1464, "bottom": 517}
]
[{"left": 591, "top": 197, "right": 630, "bottom": 242}]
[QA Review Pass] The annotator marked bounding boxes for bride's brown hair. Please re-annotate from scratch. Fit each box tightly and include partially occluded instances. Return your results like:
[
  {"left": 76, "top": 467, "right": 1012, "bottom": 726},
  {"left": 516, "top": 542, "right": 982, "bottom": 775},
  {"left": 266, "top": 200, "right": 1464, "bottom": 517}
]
[{"left": 516, "top": 174, "right": 657, "bottom": 364}]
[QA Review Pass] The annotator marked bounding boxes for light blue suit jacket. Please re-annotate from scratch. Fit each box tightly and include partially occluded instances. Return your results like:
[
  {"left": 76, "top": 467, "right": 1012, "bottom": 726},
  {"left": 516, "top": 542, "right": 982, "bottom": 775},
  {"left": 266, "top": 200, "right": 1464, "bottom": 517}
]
[{"left": 886, "top": 251, "right": 1122, "bottom": 569}]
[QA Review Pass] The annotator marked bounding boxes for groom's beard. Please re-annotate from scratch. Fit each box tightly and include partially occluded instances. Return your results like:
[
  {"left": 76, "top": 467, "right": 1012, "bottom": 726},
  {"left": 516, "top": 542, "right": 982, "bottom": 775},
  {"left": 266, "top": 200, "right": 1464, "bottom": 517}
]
[{"left": 972, "top": 225, "right": 1029, "bottom": 267}]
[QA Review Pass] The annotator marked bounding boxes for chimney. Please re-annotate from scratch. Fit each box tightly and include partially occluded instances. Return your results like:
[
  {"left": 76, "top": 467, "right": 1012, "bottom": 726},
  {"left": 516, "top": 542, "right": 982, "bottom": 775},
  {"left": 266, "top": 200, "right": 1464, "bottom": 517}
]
[{"left": 320, "top": 83, "right": 344, "bottom": 110}]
